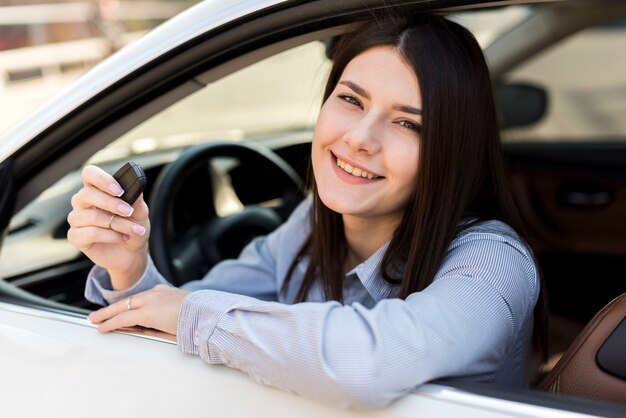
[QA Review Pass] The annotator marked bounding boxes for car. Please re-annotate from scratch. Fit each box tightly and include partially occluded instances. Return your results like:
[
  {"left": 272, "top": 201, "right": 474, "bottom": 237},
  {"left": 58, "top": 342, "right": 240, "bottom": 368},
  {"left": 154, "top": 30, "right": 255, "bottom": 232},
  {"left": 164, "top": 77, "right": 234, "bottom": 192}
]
[{"left": 0, "top": 0, "right": 625, "bottom": 416}]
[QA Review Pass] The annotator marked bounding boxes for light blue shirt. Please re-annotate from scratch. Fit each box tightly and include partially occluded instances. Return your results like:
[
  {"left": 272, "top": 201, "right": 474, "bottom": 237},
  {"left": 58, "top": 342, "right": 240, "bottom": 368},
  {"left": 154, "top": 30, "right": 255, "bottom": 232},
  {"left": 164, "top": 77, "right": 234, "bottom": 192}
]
[{"left": 86, "top": 197, "right": 539, "bottom": 408}]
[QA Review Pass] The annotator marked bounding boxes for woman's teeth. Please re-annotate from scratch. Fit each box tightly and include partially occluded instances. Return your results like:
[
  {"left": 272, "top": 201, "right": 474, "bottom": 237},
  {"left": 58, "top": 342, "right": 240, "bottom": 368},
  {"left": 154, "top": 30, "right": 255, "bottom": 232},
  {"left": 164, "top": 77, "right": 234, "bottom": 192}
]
[{"left": 336, "top": 157, "right": 379, "bottom": 179}]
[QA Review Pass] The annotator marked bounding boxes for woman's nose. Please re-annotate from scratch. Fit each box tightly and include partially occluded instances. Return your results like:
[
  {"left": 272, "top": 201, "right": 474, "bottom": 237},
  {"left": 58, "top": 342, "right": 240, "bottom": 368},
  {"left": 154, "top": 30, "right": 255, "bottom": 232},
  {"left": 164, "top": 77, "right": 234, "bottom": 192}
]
[{"left": 342, "top": 114, "right": 382, "bottom": 154}]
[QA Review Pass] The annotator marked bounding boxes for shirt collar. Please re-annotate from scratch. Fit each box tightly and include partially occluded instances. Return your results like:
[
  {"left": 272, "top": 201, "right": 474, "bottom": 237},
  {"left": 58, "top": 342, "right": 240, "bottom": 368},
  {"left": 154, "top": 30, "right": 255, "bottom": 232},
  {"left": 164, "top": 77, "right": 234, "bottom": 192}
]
[{"left": 346, "top": 241, "right": 401, "bottom": 303}]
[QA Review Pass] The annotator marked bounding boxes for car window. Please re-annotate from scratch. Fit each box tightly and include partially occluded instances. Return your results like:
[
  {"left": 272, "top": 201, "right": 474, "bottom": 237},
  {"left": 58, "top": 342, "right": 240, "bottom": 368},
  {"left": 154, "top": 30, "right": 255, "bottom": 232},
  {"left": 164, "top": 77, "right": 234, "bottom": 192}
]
[
  {"left": 502, "top": 19, "right": 626, "bottom": 142},
  {"left": 0, "top": 40, "right": 330, "bottom": 280},
  {"left": 89, "top": 41, "right": 331, "bottom": 164},
  {"left": 0, "top": 11, "right": 536, "bottom": 280}
]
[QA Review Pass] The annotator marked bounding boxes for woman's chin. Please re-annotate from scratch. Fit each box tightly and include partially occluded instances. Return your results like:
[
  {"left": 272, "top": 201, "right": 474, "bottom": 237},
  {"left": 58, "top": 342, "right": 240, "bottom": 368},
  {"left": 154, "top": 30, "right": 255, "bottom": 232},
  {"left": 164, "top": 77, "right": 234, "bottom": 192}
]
[
  {"left": 318, "top": 192, "right": 375, "bottom": 219},
  {"left": 317, "top": 191, "right": 354, "bottom": 215}
]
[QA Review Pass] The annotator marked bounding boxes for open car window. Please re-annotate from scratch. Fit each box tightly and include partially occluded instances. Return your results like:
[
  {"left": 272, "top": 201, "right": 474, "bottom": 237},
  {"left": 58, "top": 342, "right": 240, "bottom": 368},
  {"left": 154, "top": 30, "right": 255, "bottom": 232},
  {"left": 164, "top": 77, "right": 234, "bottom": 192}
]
[
  {"left": 0, "top": 5, "right": 542, "bottom": 287},
  {"left": 0, "top": 41, "right": 330, "bottom": 314}
]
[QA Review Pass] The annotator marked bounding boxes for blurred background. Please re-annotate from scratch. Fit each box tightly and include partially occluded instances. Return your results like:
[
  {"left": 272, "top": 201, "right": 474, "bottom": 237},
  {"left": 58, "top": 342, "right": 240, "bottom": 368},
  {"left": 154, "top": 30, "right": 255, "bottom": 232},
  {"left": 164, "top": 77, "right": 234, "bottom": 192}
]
[{"left": 0, "top": 0, "right": 197, "bottom": 134}]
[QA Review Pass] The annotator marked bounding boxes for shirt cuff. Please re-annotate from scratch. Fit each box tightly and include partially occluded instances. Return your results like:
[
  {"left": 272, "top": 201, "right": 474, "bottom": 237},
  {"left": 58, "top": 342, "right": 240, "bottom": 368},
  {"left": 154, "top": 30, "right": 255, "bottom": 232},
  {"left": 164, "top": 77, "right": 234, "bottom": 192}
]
[
  {"left": 177, "top": 290, "right": 241, "bottom": 364},
  {"left": 84, "top": 256, "right": 168, "bottom": 305}
]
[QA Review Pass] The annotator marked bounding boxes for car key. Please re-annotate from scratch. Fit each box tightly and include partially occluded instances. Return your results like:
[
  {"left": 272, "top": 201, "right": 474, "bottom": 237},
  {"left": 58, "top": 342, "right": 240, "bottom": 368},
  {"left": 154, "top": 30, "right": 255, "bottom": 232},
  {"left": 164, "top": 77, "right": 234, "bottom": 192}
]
[{"left": 112, "top": 161, "right": 147, "bottom": 205}]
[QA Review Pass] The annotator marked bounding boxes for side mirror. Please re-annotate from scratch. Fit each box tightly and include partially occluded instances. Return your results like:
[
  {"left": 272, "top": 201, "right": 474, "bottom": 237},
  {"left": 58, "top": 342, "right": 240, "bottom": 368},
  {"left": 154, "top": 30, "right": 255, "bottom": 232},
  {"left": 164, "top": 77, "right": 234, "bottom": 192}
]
[{"left": 495, "top": 82, "right": 547, "bottom": 129}]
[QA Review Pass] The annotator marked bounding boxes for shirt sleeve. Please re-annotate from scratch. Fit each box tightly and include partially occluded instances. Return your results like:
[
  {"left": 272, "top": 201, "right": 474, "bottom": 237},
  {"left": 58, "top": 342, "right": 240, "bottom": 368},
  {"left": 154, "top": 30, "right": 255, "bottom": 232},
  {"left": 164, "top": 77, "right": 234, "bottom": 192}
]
[
  {"left": 179, "top": 235, "right": 279, "bottom": 300},
  {"left": 179, "top": 197, "right": 312, "bottom": 299},
  {"left": 84, "top": 256, "right": 169, "bottom": 305},
  {"left": 176, "top": 235, "right": 538, "bottom": 409},
  {"left": 84, "top": 234, "right": 283, "bottom": 306}
]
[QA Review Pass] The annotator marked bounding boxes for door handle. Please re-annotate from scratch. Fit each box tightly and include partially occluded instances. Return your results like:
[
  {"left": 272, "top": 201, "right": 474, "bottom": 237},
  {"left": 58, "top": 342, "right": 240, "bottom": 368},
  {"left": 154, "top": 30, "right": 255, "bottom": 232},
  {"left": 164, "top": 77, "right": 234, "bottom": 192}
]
[{"left": 558, "top": 187, "right": 613, "bottom": 207}]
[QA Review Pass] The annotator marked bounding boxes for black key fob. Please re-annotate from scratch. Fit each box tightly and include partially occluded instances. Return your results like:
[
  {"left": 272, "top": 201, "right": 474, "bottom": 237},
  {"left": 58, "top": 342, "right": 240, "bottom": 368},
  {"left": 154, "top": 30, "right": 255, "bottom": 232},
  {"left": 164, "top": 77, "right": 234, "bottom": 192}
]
[{"left": 113, "top": 161, "right": 147, "bottom": 205}]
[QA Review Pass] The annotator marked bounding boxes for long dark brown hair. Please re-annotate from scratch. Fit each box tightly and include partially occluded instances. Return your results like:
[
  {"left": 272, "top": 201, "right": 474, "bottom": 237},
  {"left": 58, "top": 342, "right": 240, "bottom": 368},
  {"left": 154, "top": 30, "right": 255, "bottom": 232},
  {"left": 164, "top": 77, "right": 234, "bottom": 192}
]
[{"left": 283, "top": 13, "right": 546, "bottom": 355}]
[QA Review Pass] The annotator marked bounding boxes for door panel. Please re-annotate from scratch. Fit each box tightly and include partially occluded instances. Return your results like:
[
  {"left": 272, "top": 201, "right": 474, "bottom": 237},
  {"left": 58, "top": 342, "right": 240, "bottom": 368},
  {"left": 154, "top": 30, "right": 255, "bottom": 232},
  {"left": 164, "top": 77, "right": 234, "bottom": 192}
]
[{"left": 505, "top": 142, "right": 626, "bottom": 323}]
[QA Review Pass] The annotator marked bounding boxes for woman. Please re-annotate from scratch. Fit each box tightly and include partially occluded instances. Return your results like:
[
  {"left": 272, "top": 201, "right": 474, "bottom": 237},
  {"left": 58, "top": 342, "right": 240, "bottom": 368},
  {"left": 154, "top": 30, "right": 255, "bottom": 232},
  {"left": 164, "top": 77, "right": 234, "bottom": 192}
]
[{"left": 68, "top": 14, "right": 540, "bottom": 408}]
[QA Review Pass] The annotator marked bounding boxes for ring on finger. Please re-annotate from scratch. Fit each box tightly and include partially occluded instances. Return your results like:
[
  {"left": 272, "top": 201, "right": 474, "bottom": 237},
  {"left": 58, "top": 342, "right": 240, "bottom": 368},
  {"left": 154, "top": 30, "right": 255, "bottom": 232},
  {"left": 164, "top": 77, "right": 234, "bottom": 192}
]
[
  {"left": 127, "top": 296, "right": 133, "bottom": 311},
  {"left": 107, "top": 214, "right": 115, "bottom": 229}
]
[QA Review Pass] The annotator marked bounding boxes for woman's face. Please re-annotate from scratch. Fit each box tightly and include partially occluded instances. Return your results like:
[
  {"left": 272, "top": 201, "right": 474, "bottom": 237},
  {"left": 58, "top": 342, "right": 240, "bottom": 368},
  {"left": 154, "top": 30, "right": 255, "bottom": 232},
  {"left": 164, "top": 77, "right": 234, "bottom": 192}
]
[{"left": 312, "top": 46, "right": 422, "bottom": 226}]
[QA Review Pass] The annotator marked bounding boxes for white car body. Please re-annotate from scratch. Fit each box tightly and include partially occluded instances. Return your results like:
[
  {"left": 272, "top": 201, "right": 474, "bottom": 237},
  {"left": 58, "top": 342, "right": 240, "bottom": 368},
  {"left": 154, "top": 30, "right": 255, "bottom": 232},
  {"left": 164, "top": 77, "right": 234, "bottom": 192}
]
[
  {"left": 0, "top": 0, "right": 624, "bottom": 417},
  {"left": 0, "top": 301, "right": 590, "bottom": 417}
]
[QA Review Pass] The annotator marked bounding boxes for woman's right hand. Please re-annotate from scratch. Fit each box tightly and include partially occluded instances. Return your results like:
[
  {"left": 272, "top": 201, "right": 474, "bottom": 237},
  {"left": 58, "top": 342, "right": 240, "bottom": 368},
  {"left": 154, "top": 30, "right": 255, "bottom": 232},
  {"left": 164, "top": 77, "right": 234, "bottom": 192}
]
[{"left": 67, "top": 165, "right": 151, "bottom": 290}]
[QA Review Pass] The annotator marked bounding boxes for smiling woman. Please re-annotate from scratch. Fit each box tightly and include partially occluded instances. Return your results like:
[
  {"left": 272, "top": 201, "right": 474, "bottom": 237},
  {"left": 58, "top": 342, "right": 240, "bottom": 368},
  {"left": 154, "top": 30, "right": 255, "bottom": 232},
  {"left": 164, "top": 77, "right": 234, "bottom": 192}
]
[
  {"left": 3, "top": 0, "right": 626, "bottom": 416},
  {"left": 65, "top": 13, "right": 541, "bottom": 408},
  {"left": 312, "top": 46, "right": 421, "bottom": 236}
]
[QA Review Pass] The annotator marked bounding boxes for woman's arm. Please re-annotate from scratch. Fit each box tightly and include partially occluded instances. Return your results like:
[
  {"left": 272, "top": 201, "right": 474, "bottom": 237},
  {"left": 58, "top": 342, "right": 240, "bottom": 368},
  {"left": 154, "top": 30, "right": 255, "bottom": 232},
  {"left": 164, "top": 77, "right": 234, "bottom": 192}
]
[
  {"left": 175, "top": 235, "right": 538, "bottom": 408},
  {"left": 88, "top": 219, "right": 537, "bottom": 408}
]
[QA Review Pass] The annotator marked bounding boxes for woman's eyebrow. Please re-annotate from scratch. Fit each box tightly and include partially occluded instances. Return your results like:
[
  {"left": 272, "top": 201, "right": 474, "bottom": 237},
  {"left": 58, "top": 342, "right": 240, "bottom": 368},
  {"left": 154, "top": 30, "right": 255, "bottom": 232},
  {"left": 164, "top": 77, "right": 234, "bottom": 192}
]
[
  {"left": 339, "top": 80, "right": 370, "bottom": 99},
  {"left": 393, "top": 104, "right": 422, "bottom": 116},
  {"left": 339, "top": 80, "right": 422, "bottom": 115}
]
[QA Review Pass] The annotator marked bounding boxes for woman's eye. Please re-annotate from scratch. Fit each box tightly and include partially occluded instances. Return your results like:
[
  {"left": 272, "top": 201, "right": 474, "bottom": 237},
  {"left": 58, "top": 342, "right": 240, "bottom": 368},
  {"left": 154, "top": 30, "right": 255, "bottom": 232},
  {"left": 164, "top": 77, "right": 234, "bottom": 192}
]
[
  {"left": 338, "top": 94, "right": 362, "bottom": 107},
  {"left": 398, "top": 120, "right": 421, "bottom": 133}
]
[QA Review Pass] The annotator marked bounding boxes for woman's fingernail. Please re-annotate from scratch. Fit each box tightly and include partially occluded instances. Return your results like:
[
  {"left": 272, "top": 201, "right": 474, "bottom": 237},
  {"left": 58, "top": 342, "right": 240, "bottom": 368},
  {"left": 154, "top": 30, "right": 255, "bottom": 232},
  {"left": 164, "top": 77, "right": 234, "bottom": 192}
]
[
  {"left": 122, "top": 234, "right": 131, "bottom": 241},
  {"left": 132, "top": 225, "right": 146, "bottom": 236},
  {"left": 118, "top": 203, "right": 134, "bottom": 216},
  {"left": 109, "top": 183, "right": 124, "bottom": 197}
]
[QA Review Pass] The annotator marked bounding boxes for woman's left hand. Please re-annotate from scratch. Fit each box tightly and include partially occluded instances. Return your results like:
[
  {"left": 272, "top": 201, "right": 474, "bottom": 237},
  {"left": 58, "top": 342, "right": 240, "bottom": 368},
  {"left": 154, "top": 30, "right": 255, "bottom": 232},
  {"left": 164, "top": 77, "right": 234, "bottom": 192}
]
[{"left": 88, "top": 285, "right": 190, "bottom": 335}]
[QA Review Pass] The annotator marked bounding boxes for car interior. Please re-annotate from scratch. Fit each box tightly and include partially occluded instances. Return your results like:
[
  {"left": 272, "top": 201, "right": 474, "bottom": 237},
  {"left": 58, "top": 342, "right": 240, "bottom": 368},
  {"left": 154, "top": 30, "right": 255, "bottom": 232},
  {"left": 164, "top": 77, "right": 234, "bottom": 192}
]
[{"left": 0, "top": 0, "right": 624, "bottom": 413}]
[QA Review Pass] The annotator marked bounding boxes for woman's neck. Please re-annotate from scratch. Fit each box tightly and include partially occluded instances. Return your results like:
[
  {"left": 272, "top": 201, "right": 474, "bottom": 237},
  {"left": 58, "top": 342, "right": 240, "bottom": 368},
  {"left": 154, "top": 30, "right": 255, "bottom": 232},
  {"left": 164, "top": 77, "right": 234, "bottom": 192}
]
[{"left": 342, "top": 214, "right": 402, "bottom": 272}]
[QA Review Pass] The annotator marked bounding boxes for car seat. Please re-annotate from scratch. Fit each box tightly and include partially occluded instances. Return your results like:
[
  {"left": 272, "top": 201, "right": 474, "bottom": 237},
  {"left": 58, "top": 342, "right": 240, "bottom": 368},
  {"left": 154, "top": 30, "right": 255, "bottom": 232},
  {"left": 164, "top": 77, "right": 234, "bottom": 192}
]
[{"left": 539, "top": 293, "right": 626, "bottom": 405}]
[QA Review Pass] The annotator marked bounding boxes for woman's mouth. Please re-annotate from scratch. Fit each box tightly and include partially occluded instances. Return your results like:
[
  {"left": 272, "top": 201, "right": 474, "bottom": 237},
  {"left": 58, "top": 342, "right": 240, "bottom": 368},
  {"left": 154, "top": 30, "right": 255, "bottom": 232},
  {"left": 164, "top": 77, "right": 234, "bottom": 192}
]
[{"left": 335, "top": 156, "right": 381, "bottom": 179}]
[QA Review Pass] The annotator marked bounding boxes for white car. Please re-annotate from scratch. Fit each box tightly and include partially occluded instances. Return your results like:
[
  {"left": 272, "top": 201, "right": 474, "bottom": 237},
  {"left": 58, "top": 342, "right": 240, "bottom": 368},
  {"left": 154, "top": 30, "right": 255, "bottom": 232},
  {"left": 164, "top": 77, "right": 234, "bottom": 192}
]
[{"left": 0, "top": 0, "right": 625, "bottom": 416}]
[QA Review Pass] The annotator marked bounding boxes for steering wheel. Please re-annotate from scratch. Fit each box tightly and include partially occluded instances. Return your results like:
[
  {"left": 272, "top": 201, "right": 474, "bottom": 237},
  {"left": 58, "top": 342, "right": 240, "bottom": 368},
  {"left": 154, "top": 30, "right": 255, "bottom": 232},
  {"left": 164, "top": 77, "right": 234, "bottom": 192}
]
[{"left": 149, "top": 141, "right": 305, "bottom": 286}]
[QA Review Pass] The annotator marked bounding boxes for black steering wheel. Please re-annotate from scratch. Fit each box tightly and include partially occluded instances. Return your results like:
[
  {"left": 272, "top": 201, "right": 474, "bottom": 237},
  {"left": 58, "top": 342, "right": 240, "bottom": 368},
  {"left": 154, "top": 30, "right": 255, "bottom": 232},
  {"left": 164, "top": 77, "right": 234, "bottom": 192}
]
[{"left": 149, "top": 141, "right": 305, "bottom": 286}]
